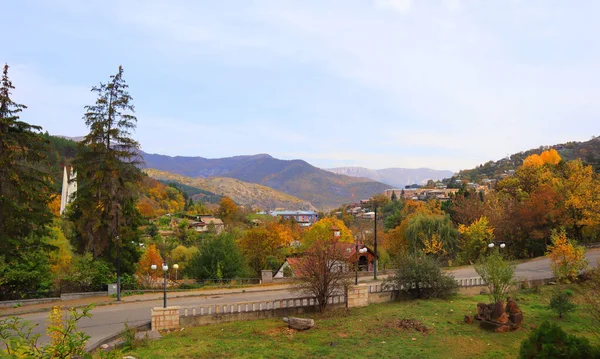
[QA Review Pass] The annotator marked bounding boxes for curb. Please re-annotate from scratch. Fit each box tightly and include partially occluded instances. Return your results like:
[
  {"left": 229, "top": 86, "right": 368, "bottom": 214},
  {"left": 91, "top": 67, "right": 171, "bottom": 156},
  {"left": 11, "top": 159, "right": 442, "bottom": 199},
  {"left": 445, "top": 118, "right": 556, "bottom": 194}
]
[{"left": 86, "top": 321, "right": 151, "bottom": 353}]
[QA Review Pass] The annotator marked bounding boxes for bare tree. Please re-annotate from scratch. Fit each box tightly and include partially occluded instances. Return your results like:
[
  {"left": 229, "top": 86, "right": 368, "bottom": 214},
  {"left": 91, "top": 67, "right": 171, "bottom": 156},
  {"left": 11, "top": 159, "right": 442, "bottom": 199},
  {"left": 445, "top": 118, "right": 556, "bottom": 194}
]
[{"left": 294, "top": 240, "right": 352, "bottom": 312}]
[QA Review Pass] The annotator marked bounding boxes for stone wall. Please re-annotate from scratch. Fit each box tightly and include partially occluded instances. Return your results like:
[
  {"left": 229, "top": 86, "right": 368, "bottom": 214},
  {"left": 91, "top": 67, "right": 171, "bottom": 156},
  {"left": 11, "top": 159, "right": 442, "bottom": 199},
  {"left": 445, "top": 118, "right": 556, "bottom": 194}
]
[
  {"left": 346, "top": 284, "right": 369, "bottom": 308},
  {"left": 151, "top": 307, "right": 180, "bottom": 331}
]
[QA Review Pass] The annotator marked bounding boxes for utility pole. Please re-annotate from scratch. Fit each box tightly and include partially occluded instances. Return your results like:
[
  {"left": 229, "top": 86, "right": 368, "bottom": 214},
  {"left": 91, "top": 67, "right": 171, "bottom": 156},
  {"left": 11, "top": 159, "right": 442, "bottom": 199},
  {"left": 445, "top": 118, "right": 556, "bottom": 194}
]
[
  {"left": 116, "top": 210, "right": 121, "bottom": 302},
  {"left": 374, "top": 207, "right": 378, "bottom": 280}
]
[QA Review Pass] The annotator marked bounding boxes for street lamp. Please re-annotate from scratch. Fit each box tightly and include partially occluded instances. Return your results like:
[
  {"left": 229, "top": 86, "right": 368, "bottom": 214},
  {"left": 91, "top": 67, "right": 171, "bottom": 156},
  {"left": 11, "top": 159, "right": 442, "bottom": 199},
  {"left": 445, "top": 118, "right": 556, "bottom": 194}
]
[
  {"left": 151, "top": 263, "right": 169, "bottom": 308},
  {"left": 173, "top": 264, "right": 179, "bottom": 282},
  {"left": 354, "top": 241, "right": 368, "bottom": 285},
  {"left": 488, "top": 242, "right": 506, "bottom": 249}
]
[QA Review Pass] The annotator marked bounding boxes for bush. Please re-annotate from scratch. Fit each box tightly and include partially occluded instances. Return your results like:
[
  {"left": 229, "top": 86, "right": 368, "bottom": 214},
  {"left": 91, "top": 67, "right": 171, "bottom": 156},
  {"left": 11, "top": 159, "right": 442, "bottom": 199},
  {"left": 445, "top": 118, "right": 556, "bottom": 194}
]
[
  {"left": 61, "top": 254, "right": 113, "bottom": 292},
  {"left": 547, "top": 228, "right": 588, "bottom": 283},
  {"left": 549, "top": 290, "right": 576, "bottom": 319},
  {"left": 474, "top": 250, "right": 516, "bottom": 303},
  {"left": 387, "top": 254, "right": 458, "bottom": 299},
  {"left": 519, "top": 321, "right": 598, "bottom": 359}
]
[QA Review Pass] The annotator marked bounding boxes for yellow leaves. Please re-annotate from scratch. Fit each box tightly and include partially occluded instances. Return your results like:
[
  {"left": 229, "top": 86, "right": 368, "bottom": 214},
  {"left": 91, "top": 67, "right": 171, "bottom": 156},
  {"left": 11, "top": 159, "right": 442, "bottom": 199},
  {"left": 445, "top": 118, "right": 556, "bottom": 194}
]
[
  {"left": 547, "top": 228, "right": 588, "bottom": 283},
  {"left": 422, "top": 233, "right": 446, "bottom": 256},
  {"left": 523, "top": 149, "right": 561, "bottom": 167},
  {"left": 48, "top": 306, "right": 64, "bottom": 346},
  {"left": 136, "top": 244, "right": 163, "bottom": 285},
  {"left": 48, "top": 195, "right": 61, "bottom": 216}
]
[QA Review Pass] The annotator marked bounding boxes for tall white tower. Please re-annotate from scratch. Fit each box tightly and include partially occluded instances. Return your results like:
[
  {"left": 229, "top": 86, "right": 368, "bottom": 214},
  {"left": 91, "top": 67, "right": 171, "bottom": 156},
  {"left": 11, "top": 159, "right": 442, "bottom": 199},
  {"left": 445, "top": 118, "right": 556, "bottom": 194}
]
[{"left": 59, "top": 166, "right": 77, "bottom": 215}]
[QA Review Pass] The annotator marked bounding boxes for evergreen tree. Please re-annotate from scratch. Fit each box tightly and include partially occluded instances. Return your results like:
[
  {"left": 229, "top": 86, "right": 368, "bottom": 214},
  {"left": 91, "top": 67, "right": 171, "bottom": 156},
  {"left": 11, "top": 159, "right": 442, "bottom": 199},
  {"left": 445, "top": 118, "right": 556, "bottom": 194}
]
[
  {"left": 0, "top": 64, "right": 53, "bottom": 260},
  {"left": 391, "top": 191, "right": 397, "bottom": 201},
  {"left": 70, "top": 66, "right": 142, "bottom": 262}
]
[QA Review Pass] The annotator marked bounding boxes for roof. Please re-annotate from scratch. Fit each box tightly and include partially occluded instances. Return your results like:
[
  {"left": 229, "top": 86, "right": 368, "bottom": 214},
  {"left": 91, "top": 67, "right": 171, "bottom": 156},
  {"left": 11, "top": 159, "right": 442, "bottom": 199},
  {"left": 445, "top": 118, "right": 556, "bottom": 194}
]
[
  {"left": 270, "top": 210, "right": 318, "bottom": 216},
  {"left": 200, "top": 217, "right": 224, "bottom": 225}
]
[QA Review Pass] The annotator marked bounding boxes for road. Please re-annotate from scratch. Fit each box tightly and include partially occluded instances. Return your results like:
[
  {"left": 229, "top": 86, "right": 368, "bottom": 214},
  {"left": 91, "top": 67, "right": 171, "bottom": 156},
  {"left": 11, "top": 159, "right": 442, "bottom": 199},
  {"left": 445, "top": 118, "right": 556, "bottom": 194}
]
[
  {"left": 449, "top": 248, "right": 600, "bottom": 279},
  {"left": 4, "top": 248, "right": 600, "bottom": 351}
]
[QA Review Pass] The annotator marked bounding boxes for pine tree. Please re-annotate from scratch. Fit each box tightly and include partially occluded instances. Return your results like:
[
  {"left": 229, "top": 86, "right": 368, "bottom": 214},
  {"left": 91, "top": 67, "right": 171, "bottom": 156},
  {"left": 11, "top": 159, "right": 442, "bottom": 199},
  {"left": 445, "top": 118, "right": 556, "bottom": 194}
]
[
  {"left": 70, "top": 66, "right": 142, "bottom": 260},
  {"left": 0, "top": 64, "right": 52, "bottom": 260},
  {"left": 391, "top": 191, "right": 397, "bottom": 201}
]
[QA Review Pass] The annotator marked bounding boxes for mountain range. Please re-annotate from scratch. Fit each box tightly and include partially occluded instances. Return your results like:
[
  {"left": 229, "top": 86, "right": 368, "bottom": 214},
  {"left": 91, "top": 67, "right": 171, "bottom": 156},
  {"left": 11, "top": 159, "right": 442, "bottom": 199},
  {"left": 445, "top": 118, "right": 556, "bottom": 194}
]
[
  {"left": 141, "top": 152, "right": 391, "bottom": 209},
  {"left": 325, "top": 167, "right": 454, "bottom": 189}
]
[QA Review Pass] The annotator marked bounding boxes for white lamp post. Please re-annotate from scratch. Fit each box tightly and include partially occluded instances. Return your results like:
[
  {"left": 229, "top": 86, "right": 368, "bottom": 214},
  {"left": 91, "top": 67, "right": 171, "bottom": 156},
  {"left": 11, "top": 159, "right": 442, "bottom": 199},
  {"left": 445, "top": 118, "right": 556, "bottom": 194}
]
[
  {"left": 173, "top": 264, "right": 179, "bottom": 281},
  {"left": 151, "top": 263, "right": 169, "bottom": 308}
]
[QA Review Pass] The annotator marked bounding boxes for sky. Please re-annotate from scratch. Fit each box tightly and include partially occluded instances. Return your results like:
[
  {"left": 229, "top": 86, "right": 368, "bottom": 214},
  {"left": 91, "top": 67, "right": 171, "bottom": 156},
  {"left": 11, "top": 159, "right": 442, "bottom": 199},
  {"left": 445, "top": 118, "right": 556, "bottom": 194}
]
[{"left": 3, "top": 0, "right": 599, "bottom": 172}]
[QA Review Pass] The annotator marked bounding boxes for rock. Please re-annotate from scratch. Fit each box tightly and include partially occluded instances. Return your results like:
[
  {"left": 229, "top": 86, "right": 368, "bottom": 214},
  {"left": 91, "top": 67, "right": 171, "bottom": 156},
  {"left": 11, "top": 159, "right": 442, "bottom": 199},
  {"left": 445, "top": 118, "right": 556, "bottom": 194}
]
[
  {"left": 510, "top": 312, "right": 524, "bottom": 326},
  {"left": 505, "top": 297, "right": 521, "bottom": 315},
  {"left": 464, "top": 315, "right": 473, "bottom": 324},
  {"left": 475, "top": 303, "right": 488, "bottom": 320},
  {"left": 100, "top": 344, "right": 109, "bottom": 349},
  {"left": 496, "top": 312, "right": 509, "bottom": 324},
  {"left": 548, "top": 281, "right": 556, "bottom": 285},
  {"left": 489, "top": 301, "right": 505, "bottom": 321},
  {"left": 283, "top": 317, "right": 314, "bottom": 330}
]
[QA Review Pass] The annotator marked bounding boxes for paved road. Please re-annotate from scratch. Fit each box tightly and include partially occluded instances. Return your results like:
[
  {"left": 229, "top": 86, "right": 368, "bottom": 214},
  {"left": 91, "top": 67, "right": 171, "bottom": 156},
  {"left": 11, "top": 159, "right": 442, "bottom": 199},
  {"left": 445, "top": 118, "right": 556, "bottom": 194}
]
[
  {"left": 449, "top": 248, "right": 600, "bottom": 279},
  {"left": 5, "top": 248, "right": 600, "bottom": 351}
]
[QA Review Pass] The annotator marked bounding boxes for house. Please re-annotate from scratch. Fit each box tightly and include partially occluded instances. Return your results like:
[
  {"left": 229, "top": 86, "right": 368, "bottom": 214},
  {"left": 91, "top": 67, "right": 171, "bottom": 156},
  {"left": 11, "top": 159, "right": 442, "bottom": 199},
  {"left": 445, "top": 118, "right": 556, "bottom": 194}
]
[
  {"left": 273, "top": 243, "right": 376, "bottom": 278},
  {"left": 188, "top": 217, "right": 224, "bottom": 234},
  {"left": 269, "top": 210, "right": 319, "bottom": 227}
]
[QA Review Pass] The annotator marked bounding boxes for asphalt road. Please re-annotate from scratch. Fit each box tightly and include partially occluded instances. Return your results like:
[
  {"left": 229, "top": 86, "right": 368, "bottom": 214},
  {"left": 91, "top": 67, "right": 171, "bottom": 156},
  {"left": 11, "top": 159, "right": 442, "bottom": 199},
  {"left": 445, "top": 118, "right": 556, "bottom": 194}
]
[{"left": 6, "top": 248, "right": 600, "bottom": 351}]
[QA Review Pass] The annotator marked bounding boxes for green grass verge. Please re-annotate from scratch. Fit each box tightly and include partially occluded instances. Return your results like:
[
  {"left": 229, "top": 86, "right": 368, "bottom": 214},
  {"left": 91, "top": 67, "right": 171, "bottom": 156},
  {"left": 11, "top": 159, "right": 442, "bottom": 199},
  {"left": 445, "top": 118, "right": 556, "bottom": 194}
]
[{"left": 126, "top": 285, "right": 598, "bottom": 359}]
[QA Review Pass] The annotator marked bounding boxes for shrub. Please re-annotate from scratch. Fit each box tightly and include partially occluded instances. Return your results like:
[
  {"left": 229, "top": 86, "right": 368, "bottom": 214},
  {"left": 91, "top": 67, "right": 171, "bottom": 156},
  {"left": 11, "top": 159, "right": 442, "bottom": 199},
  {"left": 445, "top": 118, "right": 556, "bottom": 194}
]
[
  {"left": 549, "top": 290, "right": 576, "bottom": 318},
  {"left": 61, "top": 254, "right": 113, "bottom": 292},
  {"left": 519, "top": 321, "right": 598, "bottom": 359},
  {"left": 547, "top": 228, "right": 588, "bottom": 283},
  {"left": 387, "top": 254, "right": 458, "bottom": 299},
  {"left": 474, "top": 250, "right": 515, "bottom": 303}
]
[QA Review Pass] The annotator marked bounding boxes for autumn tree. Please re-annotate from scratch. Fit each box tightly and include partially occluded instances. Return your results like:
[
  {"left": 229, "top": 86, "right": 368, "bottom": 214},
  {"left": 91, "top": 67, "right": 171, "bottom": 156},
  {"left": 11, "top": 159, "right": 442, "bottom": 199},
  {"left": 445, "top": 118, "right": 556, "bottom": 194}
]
[
  {"left": 136, "top": 244, "right": 163, "bottom": 287},
  {"left": 546, "top": 228, "right": 588, "bottom": 283},
  {"left": 70, "top": 66, "right": 142, "bottom": 266},
  {"left": 457, "top": 216, "right": 495, "bottom": 264},
  {"left": 217, "top": 196, "right": 240, "bottom": 223},
  {"left": 293, "top": 237, "right": 352, "bottom": 312},
  {"left": 301, "top": 217, "right": 353, "bottom": 247},
  {"left": 238, "top": 223, "right": 299, "bottom": 275},
  {"left": 405, "top": 213, "right": 458, "bottom": 258},
  {"left": 0, "top": 64, "right": 53, "bottom": 261}
]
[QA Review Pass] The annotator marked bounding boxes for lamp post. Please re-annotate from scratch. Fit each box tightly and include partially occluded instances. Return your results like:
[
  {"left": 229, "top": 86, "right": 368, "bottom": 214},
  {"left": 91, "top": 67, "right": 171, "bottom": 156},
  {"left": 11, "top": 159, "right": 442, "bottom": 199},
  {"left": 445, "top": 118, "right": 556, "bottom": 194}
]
[
  {"left": 173, "top": 264, "right": 179, "bottom": 282},
  {"left": 151, "top": 263, "right": 169, "bottom": 308},
  {"left": 374, "top": 207, "right": 378, "bottom": 280},
  {"left": 354, "top": 240, "right": 368, "bottom": 285},
  {"left": 488, "top": 242, "right": 506, "bottom": 249}
]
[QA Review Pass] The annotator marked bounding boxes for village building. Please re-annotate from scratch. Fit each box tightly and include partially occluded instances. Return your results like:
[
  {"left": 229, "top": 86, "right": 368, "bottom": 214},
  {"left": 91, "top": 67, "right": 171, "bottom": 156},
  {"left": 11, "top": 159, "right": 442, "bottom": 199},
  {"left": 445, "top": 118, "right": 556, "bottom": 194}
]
[{"left": 269, "top": 210, "right": 319, "bottom": 227}]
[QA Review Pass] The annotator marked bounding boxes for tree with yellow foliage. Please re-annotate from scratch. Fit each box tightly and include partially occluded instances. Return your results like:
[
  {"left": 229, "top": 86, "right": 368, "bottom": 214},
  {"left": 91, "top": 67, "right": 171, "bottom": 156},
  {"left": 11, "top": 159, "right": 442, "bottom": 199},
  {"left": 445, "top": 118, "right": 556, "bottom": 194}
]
[
  {"left": 238, "top": 222, "right": 300, "bottom": 275},
  {"left": 547, "top": 228, "right": 588, "bottom": 283},
  {"left": 457, "top": 216, "right": 495, "bottom": 264},
  {"left": 301, "top": 217, "right": 353, "bottom": 247}
]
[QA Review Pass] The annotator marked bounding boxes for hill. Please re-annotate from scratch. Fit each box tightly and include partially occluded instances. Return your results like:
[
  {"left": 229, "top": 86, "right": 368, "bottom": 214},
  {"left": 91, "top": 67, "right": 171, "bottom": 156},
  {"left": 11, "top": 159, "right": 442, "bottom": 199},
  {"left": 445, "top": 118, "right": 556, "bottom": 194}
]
[
  {"left": 141, "top": 153, "right": 391, "bottom": 209},
  {"left": 454, "top": 137, "right": 600, "bottom": 183},
  {"left": 144, "top": 169, "right": 316, "bottom": 211},
  {"left": 325, "top": 167, "right": 454, "bottom": 189}
]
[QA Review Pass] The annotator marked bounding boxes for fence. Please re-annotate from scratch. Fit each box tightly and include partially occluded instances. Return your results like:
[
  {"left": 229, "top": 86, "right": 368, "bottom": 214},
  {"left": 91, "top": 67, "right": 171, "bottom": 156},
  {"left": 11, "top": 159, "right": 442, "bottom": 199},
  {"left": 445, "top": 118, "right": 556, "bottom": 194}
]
[{"left": 180, "top": 294, "right": 346, "bottom": 318}]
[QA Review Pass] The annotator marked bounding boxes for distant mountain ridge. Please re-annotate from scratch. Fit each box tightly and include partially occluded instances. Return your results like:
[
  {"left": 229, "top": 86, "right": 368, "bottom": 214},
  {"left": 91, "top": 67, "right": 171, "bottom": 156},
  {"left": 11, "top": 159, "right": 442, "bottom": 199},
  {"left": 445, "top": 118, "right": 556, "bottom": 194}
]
[
  {"left": 145, "top": 169, "right": 316, "bottom": 211},
  {"left": 141, "top": 152, "right": 391, "bottom": 209},
  {"left": 325, "top": 167, "right": 454, "bottom": 189}
]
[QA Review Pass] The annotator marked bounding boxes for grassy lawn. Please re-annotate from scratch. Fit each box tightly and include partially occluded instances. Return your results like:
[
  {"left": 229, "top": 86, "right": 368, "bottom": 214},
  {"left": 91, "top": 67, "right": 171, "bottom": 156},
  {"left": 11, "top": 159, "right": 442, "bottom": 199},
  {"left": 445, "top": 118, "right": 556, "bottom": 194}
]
[{"left": 126, "top": 285, "right": 598, "bottom": 359}]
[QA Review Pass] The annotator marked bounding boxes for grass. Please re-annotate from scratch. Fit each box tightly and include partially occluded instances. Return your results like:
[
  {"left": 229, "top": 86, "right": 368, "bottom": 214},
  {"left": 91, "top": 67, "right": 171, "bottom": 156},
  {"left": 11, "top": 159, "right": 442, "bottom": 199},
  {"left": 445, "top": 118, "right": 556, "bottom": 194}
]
[{"left": 125, "top": 285, "right": 599, "bottom": 359}]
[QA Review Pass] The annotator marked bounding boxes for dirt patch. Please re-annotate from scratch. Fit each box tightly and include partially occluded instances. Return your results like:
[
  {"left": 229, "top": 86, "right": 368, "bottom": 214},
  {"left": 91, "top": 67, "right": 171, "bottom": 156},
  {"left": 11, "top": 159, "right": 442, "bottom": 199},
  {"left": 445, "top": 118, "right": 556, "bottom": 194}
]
[
  {"left": 384, "top": 318, "right": 431, "bottom": 334},
  {"left": 264, "top": 326, "right": 297, "bottom": 339}
]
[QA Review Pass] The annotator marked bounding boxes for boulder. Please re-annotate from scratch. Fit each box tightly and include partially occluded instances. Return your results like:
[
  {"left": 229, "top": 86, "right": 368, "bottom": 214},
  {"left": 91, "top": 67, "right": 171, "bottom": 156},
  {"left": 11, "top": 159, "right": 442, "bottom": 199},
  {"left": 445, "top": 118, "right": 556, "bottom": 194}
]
[
  {"left": 490, "top": 301, "right": 505, "bottom": 322},
  {"left": 510, "top": 312, "right": 524, "bottom": 326},
  {"left": 283, "top": 317, "right": 315, "bottom": 330},
  {"left": 505, "top": 297, "right": 521, "bottom": 315}
]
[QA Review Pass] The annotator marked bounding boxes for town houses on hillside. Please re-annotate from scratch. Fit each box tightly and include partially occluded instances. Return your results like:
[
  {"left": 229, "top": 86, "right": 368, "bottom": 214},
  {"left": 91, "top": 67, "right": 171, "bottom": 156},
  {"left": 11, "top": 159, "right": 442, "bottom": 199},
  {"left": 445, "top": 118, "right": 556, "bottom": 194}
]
[{"left": 269, "top": 210, "right": 319, "bottom": 227}]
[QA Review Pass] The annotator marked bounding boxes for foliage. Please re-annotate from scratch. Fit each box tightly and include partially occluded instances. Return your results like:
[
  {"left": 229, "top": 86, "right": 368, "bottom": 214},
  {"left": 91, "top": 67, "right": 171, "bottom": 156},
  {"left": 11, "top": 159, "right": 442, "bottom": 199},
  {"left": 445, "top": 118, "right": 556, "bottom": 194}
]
[
  {"left": 0, "top": 64, "right": 53, "bottom": 262},
  {"left": 0, "top": 246, "right": 53, "bottom": 300},
  {"left": 293, "top": 238, "right": 352, "bottom": 312},
  {"left": 61, "top": 253, "right": 113, "bottom": 292},
  {"left": 135, "top": 244, "right": 163, "bottom": 287},
  {"left": 547, "top": 228, "right": 588, "bottom": 283},
  {"left": 238, "top": 222, "right": 299, "bottom": 275},
  {"left": 70, "top": 66, "right": 142, "bottom": 259},
  {"left": 47, "top": 224, "right": 73, "bottom": 290},
  {"left": 474, "top": 250, "right": 516, "bottom": 303},
  {"left": 187, "top": 232, "right": 246, "bottom": 281},
  {"left": 137, "top": 175, "right": 186, "bottom": 218},
  {"left": 0, "top": 305, "right": 93, "bottom": 358},
  {"left": 387, "top": 254, "right": 458, "bottom": 299},
  {"left": 457, "top": 216, "right": 495, "bottom": 264},
  {"left": 583, "top": 263, "right": 600, "bottom": 338},
  {"left": 549, "top": 290, "right": 577, "bottom": 319},
  {"left": 169, "top": 245, "right": 199, "bottom": 275},
  {"left": 518, "top": 321, "right": 598, "bottom": 359},
  {"left": 217, "top": 196, "right": 240, "bottom": 223},
  {"left": 405, "top": 213, "right": 458, "bottom": 257},
  {"left": 301, "top": 217, "right": 353, "bottom": 247}
]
